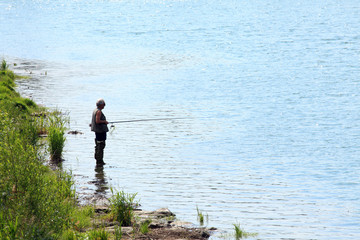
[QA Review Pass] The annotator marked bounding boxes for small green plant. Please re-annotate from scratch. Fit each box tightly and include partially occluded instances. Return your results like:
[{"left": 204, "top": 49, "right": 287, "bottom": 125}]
[
  {"left": 109, "top": 189, "right": 138, "bottom": 226},
  {"left": 233, "top": 223, "right": 258, "bottom": 239},
  {"left": 114, "top": 226, "right": 123, "bottom": 240},
  {"left": 60, "top": 229, "right": 84, "bottom": 240},
  {"left": 139, "top": 219, "right": 151, "bottom": 234},
  {"left": 196, "top": 206, "right": 208, "bottom": 226},
  {"left": 0, "top": 214, "right": 22, "bottom": 239},
  {"left": 70, "top": 205, "right": 94, "bottom": 231},
  {"left": 87, "top": 228, "right": 109, "bottom": 240}
]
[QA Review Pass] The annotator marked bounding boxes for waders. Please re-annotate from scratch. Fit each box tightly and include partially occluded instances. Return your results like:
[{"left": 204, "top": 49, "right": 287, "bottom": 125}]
[{"left": 95, "top": 139, "right": 106, "bottom": 165}]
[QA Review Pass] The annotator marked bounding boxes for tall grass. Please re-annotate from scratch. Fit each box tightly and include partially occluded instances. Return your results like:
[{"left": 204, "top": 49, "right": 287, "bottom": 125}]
[
  {"left": 47, "top": 111, "right": 68, "bottom": 161},
  {"left": 109, "top": 189, "right": 138, "bottom": 226}
]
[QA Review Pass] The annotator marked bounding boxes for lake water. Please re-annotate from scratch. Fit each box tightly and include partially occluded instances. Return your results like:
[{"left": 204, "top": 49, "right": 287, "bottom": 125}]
[{"left": 1, "top": 0, "right": 360, "bottom": 239}]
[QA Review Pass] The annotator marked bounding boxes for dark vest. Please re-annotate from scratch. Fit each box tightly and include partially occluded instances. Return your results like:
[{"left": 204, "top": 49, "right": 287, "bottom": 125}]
[{"left": 91, "top": 109, "right": 109, "bottom": 133}]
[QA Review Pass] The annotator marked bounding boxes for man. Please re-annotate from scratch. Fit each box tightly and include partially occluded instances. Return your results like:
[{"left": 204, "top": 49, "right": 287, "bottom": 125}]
[{"left": 91, "top": 98, "right": 109, "bottom": 165}]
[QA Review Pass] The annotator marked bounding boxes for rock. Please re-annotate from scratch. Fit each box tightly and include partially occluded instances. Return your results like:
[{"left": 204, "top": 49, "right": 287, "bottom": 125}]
[
  {"left": 67, "top": 130, "right": 83, "bottom": 134},
  {"left": 152, "top": 208, "right": 176, "bottom": 218}
]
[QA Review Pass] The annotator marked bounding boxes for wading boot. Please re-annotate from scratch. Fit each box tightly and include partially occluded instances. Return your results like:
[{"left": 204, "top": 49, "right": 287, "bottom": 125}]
[{"left": 94, "top": 139, "right": 106, "bottom": 165}]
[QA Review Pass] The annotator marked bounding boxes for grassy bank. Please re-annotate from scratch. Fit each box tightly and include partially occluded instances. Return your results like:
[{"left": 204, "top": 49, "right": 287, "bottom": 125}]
[{"left": 0, "top": 60, "right": 78, "bottom": 239}]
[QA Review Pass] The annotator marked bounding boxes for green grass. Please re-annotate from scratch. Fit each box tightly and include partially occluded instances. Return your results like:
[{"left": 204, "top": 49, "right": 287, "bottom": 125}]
[
  {"left": 139, "top": 219, "right": 152, "bottom": 234},
  {"left": 46, "top": 110, "right": 68, "bottom": 161},
  {"left": 48, "top": 124, "right": 66, "bottom": 160},
  {"left": 70, "top": 205, "right": 95, "bottom": 231},
  {"left": 86, "top": 228, "right": 109, "bottom": 240},
  {"left": 109, "top": 189, "right": 139, "bottom": 226}
]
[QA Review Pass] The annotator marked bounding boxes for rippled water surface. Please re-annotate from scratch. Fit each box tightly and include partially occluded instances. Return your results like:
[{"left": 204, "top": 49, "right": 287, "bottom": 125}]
[{"left": 1, "top": 0, "right": 360, "bottom": 239}]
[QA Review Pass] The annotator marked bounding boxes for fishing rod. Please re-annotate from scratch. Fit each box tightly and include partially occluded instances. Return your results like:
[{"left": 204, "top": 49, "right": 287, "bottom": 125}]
[
  {"left": 89, "top": 117, "right": 190, "bottom": 129},
  {"left": 109, "top": 117, "right": 190, "bottom": 125}
]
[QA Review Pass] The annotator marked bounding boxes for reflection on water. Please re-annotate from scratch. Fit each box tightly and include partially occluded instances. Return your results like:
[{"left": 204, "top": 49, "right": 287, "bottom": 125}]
[{"left": 94, "top": 164, "right": 108, "bottom": 197}]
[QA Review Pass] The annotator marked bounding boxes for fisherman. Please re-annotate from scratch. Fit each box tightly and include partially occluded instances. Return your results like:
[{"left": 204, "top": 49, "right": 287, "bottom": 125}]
[{"left": 91, "top": 98, "right": 109, "bottom": 165}]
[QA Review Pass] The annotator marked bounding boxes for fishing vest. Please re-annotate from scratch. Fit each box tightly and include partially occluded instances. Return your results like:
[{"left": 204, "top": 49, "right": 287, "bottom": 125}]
[{"left": 91, "top": 108, "right": 109, "bottom": 133}]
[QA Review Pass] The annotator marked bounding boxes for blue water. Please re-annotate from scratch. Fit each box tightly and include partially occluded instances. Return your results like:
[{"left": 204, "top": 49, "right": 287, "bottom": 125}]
[{"left": 1, "top": 0, "right": 360, "bottom": 239}]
